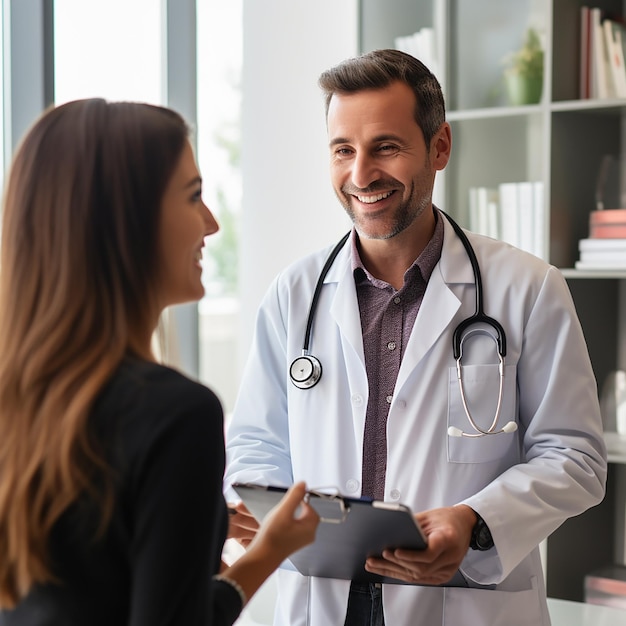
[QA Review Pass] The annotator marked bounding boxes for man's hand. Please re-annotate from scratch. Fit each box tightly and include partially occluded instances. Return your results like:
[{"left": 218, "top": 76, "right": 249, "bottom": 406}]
[
  {"left": 364, "top": 504, "right": 477, "bottom": 585},
  {"left": 227, "top": 501, "right": 260, "bottom": 548}
]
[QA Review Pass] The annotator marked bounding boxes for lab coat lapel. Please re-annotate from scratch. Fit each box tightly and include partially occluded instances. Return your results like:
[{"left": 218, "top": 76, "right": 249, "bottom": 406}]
[
  {"left": 395, "top": 216, "right": 475, "bottom": 391},
  {"left": 325, "top": 246, "right": 366, "bottom": 369}
]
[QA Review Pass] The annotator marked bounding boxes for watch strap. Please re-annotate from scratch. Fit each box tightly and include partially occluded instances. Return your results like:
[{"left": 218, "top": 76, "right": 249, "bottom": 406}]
[{"left": 470, "top": 512, "right": 494, "bottom": 551}]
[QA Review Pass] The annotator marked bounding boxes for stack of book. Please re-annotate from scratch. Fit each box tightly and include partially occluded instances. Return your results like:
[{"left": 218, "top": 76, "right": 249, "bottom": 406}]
[
  {"left": 394, "top": 28, "right": 442, "bottom": 87},
  {"left": 580, "top": 7, "right": 626, "bottom": 99},
  {"left": 468, "top": 181, "right": 545, "bottom": 259},
  {"left": 575, "top": 209, "right": 626, "bottom": 269}
]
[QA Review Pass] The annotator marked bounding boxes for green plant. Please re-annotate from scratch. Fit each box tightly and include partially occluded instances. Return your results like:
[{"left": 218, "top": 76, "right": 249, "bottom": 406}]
[{"left": 502, "top": 28, "right": 544, "bottom": 81}]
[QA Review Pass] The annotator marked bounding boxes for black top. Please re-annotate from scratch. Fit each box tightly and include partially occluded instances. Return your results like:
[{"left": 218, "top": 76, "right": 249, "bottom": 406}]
[{"left": 0, "top": 358, "right": 242, "bottom": 626}]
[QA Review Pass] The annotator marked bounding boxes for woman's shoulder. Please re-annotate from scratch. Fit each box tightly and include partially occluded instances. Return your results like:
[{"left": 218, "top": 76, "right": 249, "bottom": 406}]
[
  {"left": 93, "top": 357, "right": 223, "bottom": 450},
  {"left": 115, "top": 358, "right": 218, "bottom": 404}
]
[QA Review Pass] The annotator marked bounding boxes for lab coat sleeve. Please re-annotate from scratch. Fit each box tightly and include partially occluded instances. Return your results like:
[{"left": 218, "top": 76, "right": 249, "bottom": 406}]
[
  {"left": 224, "top": 274, "right": 294, "bottom": 496},
  {"left": 460, "top": 265, "right": 607, "bottom": 584}
]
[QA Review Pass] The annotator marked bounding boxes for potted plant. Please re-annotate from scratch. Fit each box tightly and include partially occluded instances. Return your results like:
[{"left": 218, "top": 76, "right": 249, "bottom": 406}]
[{"left": 502, "top": 28, "right": 544, "bottom": 105}]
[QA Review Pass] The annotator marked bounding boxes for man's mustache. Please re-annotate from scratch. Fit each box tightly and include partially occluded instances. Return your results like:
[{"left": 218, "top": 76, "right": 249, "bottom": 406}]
[{"left": 341, "top": 181, "right": 402, "bottom": 195}]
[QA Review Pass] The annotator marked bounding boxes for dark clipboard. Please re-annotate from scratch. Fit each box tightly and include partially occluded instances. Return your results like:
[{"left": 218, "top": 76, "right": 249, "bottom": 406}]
[{"left": 232, "top": 482, "right": 431, "bottom": 585}]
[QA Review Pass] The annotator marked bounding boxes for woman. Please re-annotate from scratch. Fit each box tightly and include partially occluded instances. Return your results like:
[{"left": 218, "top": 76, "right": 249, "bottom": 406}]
[{"left": 0, "top": 99, "right": 318, "bottom": 625}]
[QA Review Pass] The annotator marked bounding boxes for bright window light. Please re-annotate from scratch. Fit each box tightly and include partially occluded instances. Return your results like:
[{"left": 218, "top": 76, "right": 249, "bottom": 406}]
[
  {"left": 196, "top": 0, "right": 242, "bottom": 413},
  {"left": 54, "top": 0, "right": 162, "bottom": 105}
]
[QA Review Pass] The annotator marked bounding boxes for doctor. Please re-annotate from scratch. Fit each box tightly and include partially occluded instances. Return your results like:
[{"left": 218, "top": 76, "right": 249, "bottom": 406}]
[{"left": 225, "top": 49, "right": 607, "bottom": 625}]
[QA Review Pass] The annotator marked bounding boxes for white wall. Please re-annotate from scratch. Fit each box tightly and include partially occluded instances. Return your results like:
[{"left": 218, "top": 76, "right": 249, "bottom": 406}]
[
  {"left": 232, "top": 9, "right": 359, "bottom": 619},
  {"left": 238, "top": 0, "right": 359, "bottom": 370}
]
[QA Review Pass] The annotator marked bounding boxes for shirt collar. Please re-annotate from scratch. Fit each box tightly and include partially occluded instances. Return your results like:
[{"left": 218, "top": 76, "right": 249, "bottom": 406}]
[{"left": 351, "top": 207, "right": 444, "bottom": 287}]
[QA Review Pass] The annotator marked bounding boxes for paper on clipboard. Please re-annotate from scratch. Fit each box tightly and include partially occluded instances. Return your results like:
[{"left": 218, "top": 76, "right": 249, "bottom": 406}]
[{"left": 232, "top": 482, "right": 431, "bottom": 584}]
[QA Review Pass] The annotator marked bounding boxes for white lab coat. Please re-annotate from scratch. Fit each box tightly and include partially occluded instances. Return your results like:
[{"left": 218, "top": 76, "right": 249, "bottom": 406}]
[{"left": 225, "top": 215, "right": 607, "bottom": 626}]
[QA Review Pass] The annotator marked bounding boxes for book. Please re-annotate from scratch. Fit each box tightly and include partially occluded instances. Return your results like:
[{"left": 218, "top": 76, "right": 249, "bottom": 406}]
[
  {"left": 579, "top": 237, "right": 626, "bottom": 251},
  {"left": 468, "top": 187, "right": 480, "bottom": 234},
  {"left": 579, "top": 252, "right": 626, "bottom": 265},
  {"left": 575, "top": 258, "right": 626, "bottom": 269},
  {"left": 533, "top": 181, "right": 546, "bottom": 259},
  {"left": 581, "top": 6, "right": 591, "bottom": 98},
  {"left": 486, "top": 197, "right": 499, "bottom": 240},
  {"left": 468, "top": 187, "right": 498, "bottom": 238},
  {"left": 394, "top": 28, "right": 441, "bottom": 82},
  {"left": 498, "top": 182, "right": 520, "bottom": 247},
  {"left": 577, "top": 237, "right": 626, "bottom": 269},
  {"left": 603, "top": 18, "right": 626, "bottom": 97},
  {"left": 590, "top": 224, "right": 626, "bottom": 238},
  {"left": 609, "top": 19, "right": 626, "bottom": 96},
  {"left": 589, "top": 208, "right": 626, "bottom": 237},
  {"left": 517, "top": 181, "right": 535, "bottom": 255},
  {"left": 591, "top": 7, "right": 612, "bottom": 98}
]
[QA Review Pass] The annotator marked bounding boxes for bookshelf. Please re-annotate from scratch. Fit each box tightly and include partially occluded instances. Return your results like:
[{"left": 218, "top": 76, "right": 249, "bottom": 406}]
[{"left": 360, "top": 0, "right": 626, "bottom": 604}]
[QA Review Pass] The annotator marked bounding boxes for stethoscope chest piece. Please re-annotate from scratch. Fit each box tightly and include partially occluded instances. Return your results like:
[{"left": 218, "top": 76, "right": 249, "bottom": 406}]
[
  {"left": 290, "top": 354, "right": 322, "bottom": 389},
  {"left": 288, "top": 231, "right": 350, "bottom": 390}
]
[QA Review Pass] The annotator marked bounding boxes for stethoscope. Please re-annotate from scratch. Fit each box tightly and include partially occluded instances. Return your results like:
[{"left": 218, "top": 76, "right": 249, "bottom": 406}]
[{"left": 289, "top": 210, "right": 518, "bottom": 438}]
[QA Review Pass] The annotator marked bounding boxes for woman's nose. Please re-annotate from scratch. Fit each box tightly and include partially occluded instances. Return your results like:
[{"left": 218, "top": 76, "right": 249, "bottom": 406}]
[{"left": 203, "top": 203, "right": 220, "bottom": 236}]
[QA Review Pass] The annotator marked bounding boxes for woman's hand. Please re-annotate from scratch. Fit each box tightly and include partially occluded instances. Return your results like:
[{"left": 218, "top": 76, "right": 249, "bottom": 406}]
[
  {"left": 221, "top": 482, "right": 319, "bottom": 605},
  {"left": 227, "top": 501, "right": 259, "bottom": 548},
  {"left": 248, "top": 482, "right": 319, "bottom": 560}
]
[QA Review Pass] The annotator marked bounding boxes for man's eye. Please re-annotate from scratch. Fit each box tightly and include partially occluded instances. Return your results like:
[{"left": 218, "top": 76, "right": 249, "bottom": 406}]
[
  {"left": 191, "top": 189, "right": 203, "bottom": 202},
  {"left": 335, "top": 148, "right": 353, "bottom": 156},
  {"left": 378, "top": 144, "right": 397, "bottom": 152}
]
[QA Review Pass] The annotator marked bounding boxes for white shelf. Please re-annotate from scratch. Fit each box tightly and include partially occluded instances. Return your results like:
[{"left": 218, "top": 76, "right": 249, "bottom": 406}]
[
  {"left": 561, "top": 269, "right": 626, "bottom": 279},
  {"left": 359, "top": 0, "right": 626, "bottom": 606},
  {"left": 447, "top": 103, "right": 542, "bottom": 121},
  {"left": 550, "top": 99, "right": 626, "bottom": 113},
  {"left": 547, "top": 598, "right": 626, "bottom": 625}
]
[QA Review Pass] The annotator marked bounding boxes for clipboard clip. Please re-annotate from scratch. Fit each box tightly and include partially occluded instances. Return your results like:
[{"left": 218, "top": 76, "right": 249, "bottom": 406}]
[{"left": 305, "top": 486, "right": 350, "bottom": 524}]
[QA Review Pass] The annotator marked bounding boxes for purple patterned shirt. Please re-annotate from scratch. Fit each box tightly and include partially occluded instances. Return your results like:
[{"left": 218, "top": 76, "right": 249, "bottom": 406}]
[{"left": 351, "top": 210, "right": 444, "bottom": 499}]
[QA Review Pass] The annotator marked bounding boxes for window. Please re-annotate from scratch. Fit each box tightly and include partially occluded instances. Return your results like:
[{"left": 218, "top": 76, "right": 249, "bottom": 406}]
[
  {"left": 196, "top": 0, "right": 242, "bottom": 414},
  {"left": 54, "top": 0, "right": 162, "bottom": 105},
  {"left": 53, "top": 0, "right": 244, "bottom": 411}
]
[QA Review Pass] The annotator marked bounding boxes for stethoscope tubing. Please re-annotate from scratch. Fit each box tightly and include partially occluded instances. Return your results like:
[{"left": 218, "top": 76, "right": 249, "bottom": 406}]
[{"left": 290, "top": 210, "right": 515, "bottom": 438}]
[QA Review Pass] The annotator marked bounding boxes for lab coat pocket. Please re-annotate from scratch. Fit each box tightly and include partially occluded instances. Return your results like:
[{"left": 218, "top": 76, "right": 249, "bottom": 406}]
[
  {"left": 447, "top": 364, "right": 518, "bottom": 463},
  {"left": 443, "top": 577, "right": 544, "bottom": 626}
]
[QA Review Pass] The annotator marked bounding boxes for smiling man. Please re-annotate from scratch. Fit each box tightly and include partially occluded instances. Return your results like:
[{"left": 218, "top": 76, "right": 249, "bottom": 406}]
[
  {"left": 224, "top": 49, "right": 607, "bottom": 626},
  {"left": 327, "top": 79, "right": 448, "bottom": 290}
]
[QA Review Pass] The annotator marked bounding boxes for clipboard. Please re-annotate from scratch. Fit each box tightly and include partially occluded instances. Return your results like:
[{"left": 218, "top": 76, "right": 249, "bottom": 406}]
[{"left": 232, "top": 482, "right": 431, "bottom": 584}]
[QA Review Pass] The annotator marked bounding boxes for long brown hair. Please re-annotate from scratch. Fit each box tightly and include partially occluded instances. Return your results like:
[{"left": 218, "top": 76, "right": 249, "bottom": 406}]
[{"left": 0, "top": 99, "right": 189, "bottom": 606}]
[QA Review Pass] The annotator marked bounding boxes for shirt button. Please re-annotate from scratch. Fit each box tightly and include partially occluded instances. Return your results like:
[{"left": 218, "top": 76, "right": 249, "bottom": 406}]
[
  {"left": 351, "top": 394, "right": 364, "bottom": 407},
  {"left": 390, "top": 489, "right": 401, "bottom": 500},
  {"left": 345, "top": 479, "right": 360, "bottom": 493},
  {"left": 387, "top": 341, "right": 396, "bottom": 351},
  {"left": 386, "top": 395, "right": 393, "bottom": 404},
  {"left": 394, "top": 296, "right": 401, "bottom": 304}
]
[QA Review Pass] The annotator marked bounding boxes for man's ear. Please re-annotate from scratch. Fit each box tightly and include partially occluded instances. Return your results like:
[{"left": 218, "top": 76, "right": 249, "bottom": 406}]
[{"left": 430, "top": 122, "right": 452, "bottom": 171}]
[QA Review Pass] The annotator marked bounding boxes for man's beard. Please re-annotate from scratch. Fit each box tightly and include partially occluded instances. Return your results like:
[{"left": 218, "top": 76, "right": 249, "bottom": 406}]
[{"left": 338, "top": 180, "right": 431, "bottom": 240}]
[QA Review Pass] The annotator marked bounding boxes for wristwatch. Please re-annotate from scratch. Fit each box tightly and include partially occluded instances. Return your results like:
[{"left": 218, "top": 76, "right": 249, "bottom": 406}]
[{"left": 470, "top": 512, "right": 494, "bottom": 551}]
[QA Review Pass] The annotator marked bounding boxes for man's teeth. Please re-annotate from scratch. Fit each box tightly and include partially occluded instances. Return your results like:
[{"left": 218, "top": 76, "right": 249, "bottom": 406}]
[{"left": 356, "top": 191, "right": 393, "bottom": 204}]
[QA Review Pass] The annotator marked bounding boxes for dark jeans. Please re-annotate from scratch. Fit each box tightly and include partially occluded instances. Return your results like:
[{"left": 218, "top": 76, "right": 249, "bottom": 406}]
[{"left": 343, "top": 581, "right": 385, "bottom": 626}]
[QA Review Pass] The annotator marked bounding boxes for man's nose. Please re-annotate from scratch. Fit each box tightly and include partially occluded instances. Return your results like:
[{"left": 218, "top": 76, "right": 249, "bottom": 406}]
[{"left": 350, "top": 152, "right": 379, "bottom": 190}]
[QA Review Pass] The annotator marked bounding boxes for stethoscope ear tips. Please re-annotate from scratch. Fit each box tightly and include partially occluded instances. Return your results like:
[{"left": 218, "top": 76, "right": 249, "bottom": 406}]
[
  {"left": 448, "top": 421, "right": 518, "bottom": 438},
  {"left": 447, "top": 426, "right": 464, "bottom": 438}
]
